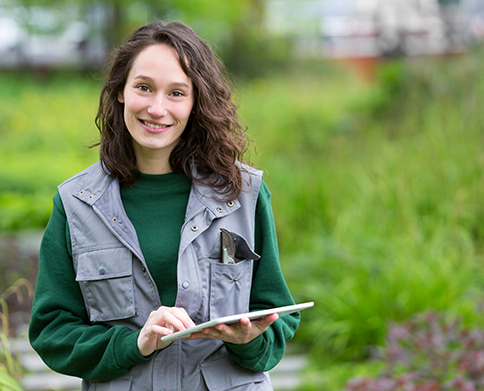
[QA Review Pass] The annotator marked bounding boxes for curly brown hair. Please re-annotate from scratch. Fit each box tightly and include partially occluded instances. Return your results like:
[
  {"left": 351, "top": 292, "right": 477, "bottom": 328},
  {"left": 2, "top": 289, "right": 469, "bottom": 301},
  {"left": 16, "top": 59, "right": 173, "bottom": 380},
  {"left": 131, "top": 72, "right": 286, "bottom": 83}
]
[{"left": 95, "top": 20, "right": 251, "bottom": 201}]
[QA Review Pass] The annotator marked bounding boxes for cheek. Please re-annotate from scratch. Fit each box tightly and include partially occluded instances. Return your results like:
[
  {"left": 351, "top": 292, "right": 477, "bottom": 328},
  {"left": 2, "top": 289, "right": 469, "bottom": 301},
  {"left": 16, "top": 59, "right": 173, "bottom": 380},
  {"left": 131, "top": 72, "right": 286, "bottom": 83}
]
[
  {"left": 179, "top": 102, "right": 195, "bottom": 122},
  {"left": 124, "top": 94, "right": 145, "bottom": 115}
]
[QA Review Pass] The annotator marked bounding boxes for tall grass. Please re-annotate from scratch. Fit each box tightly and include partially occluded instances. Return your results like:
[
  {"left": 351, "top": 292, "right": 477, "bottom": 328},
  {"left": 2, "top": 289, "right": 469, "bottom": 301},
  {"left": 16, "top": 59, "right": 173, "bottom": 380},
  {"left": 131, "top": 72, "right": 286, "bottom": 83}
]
[
  {"left": 0, "top": 280, "right": 32, "bottom": 391},
  {"left": 241, "top": 51, "right": 484, "bottom": 371}
]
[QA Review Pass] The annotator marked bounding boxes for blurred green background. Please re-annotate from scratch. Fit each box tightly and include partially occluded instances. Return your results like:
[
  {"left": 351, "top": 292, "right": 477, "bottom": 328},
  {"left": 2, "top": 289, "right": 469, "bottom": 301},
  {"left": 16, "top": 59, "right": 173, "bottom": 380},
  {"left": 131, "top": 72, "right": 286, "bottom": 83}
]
[{"left": 1, "top": 0, "right": 484, "bottom": 390}]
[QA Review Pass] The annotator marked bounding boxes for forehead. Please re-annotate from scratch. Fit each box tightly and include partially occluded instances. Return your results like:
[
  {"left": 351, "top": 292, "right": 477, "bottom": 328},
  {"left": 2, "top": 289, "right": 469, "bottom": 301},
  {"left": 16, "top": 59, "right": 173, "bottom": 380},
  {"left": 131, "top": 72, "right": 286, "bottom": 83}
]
[{"left": 127, "top": 44, "right": 191, "bottom": 83}]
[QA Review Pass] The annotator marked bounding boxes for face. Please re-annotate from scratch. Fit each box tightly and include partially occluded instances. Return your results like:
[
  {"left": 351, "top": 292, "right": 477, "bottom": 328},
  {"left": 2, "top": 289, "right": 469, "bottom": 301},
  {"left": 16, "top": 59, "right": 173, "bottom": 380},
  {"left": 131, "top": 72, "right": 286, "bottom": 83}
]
[{"left": 118, "top": 44, "right": 194, "bottom": 174}]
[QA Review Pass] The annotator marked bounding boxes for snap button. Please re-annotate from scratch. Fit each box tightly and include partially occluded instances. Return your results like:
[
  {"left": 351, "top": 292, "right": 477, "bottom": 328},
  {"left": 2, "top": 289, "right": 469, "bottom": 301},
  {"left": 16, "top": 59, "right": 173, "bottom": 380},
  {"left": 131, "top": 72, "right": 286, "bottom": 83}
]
[
  {"left": 141, "top": 267, "right": 147, "bottom": 273},
  {"left": 216, "top": 207, "right": 223, "bottom": 213},
  {"left": 233, "top": 277, "right": 238, "bottom": 283},
  {"left": 191, "top": 225, "right": 198, "bottom": 232},
  {"left": 99, "top": 267, "right": 106, "bottom": 275},
  {"left": 88, "top": 195, "right": 93, "bottom": 200},
  {"left": 79, "top": 190, "right": 84, "bottom": 195},
  {"left": 182, "top": 281, "right": 190, "bottom": 289},
  {"left": 227, "top": 201, "right": 234, "bottom": 207},
  {"left": 112, "top": 217, "right": 118, "bottom": 223}
]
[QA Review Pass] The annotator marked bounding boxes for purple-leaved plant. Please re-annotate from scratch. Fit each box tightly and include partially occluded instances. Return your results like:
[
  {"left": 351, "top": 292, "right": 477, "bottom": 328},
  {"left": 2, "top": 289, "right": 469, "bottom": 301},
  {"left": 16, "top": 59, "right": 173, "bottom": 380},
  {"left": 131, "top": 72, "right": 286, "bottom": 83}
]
[{"left": 345, "top": 310, "right": 484, "bottom": 391}]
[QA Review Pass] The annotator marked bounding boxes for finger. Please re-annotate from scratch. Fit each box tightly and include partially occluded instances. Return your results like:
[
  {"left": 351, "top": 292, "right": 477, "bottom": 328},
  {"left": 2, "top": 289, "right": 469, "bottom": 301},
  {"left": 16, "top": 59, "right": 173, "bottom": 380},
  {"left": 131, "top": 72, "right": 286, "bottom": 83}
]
[
  {"left": 162, "top": 312, "right": 190, "bottom": 332},
  {"left": 239, "top": 317, "right": 252, "bottom": 328},
  {"left": 152, "top": 324, "right": 175, "bottom": 336},
  {"left": 203, "top": 326, "right": 217, "bottom": 335},
  {"left": 186, "top": 330, "right": 214, "bottom": 340},
  {"left": 171, "top": 307, "right": 196, "bottom": 329},
  {"left": 252, "top": 313, "right": 279, "bottom": 328},
  {"left": 150, "top": 306, "right": 195, "bottom": 330},
  {"left": 262, "top": 313, "right": 279, "bottom": 324},
  {"left": 199, "top": 326, "right": 225, "bottom": 339},
  {"left": 182, "top": 332, "right": 199, "bottom": 340},
  {"left": 215, "top": 321, "right": 250, "bottom": 338}
]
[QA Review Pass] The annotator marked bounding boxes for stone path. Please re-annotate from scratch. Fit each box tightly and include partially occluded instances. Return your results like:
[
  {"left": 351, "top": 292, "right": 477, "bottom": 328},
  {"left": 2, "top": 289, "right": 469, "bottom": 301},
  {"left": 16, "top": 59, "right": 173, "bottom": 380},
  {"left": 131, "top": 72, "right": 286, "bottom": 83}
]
[{"left": 10, "top": 335, "right": 307, "bottom": 391}]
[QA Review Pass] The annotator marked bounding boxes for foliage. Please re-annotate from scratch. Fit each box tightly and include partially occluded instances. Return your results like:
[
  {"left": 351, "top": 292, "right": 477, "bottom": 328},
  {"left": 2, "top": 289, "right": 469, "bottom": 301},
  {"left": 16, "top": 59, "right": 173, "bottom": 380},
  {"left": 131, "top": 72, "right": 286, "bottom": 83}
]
[
  {"left": 0, "top": 71, "right": 100, "bottom": 231},
  {"left": 0, "top": 371, "right": 23, "bottom": 391},
  {"left": 345, "top": 310, "right": 484, "bottom": 391},
  {"left": 297, "top": 359, "right": 383, "bottom": 391},
  {"left": 265, "top": 49, "right": 484, "bottom": 369},
  {"left": 0, "top": 281, "right": 32, "bottom": 391},
  {"left": 0, "top": 235, "right": 39, "bottom": 333}
]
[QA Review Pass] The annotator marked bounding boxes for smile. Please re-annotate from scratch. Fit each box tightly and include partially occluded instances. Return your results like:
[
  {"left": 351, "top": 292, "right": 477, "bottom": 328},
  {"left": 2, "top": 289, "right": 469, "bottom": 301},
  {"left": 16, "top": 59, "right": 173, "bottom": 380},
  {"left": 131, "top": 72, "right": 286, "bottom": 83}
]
[{"left": 141, "top": 120, "right": 170, "bottom": 129}]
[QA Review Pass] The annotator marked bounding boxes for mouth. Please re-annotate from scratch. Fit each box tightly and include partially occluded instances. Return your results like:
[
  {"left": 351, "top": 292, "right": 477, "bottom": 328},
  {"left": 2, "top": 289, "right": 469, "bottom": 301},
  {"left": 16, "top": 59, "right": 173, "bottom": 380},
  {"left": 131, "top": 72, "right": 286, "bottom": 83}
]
[{"left": 140, "top": 120, "right": 171, "bottom": 130}]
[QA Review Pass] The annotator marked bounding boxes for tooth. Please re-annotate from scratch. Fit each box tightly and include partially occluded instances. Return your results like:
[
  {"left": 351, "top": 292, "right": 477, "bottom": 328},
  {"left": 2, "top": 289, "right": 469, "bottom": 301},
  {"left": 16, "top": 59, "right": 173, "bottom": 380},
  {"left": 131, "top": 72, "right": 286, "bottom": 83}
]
[{"left": 143, "top": 121, "right": 166, "bottom": 129}]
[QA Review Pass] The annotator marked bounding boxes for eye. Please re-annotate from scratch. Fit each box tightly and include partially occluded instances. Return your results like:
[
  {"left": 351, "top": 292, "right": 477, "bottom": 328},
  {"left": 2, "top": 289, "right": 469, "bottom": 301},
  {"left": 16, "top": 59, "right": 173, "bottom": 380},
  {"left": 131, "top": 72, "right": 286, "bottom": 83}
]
[
  {"left": 170, "top": 91, "right": 184, "bottom": 97},
  {"left": 137, "top": 84, "right": 152, "bottom": 93}
]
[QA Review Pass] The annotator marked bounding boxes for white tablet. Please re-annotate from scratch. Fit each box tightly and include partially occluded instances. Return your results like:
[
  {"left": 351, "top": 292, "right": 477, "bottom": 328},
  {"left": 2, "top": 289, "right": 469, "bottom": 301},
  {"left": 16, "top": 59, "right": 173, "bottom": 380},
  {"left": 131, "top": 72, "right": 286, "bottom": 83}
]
[{"left": 160, "top": 302, "right": 314, "bottom": 342}]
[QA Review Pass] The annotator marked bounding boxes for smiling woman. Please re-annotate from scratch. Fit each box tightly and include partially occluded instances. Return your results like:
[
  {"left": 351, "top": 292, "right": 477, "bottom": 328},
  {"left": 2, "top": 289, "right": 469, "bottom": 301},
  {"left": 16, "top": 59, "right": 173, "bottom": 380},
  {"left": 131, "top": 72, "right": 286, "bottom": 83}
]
[
  {"left": 118, "top": 45, "right": 195, "bottom": 174},
  {"left": 28, "top": 20, "right": 300, "bottom": 391}
]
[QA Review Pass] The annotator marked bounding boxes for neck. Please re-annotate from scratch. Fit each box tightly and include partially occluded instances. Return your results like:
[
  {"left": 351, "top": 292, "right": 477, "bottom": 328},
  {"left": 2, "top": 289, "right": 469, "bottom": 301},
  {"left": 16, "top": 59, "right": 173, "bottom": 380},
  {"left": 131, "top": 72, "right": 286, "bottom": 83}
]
[
  {"left": 134, "top": 145, "right": 174, "bottom": 175},
  {"left": 135, "top": 152, "right": 173, "bottom": 175},
  {"left": 137, "top": 159, "right": 172, "bottom": 174}
]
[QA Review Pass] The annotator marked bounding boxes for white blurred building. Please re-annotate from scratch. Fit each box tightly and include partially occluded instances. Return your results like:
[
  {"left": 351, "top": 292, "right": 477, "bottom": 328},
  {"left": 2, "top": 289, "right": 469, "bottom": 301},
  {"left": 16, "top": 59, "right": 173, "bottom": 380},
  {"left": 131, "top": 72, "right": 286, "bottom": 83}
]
[{"left": 265, "top": 0, "right": 480, "bottom": 58}]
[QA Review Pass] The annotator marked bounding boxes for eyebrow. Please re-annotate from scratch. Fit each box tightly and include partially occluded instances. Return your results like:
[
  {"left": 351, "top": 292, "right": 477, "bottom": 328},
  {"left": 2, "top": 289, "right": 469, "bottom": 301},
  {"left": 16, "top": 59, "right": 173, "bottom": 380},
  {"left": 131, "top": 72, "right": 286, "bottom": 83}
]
[{"left": 133, "top": 75, "right": 191, "bottom": 90}]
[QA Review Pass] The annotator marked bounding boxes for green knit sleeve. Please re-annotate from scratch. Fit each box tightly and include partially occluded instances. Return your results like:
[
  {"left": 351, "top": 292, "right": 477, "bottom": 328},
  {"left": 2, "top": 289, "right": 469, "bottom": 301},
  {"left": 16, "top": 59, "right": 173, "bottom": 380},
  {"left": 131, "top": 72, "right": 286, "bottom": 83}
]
[
  {"left": 28, "top": 193, "right": 149, "bottom": 381},
  {"left": 224, "top": 180, "right": 300, "bottom": 371}
]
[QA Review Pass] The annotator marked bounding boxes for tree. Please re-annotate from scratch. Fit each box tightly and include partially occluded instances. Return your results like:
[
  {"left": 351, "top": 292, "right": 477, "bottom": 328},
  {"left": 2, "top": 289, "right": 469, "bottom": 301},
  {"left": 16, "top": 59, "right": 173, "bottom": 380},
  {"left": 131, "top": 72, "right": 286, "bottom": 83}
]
[{"left": 12, "top": 0, "right": 273, "bottom": 75}]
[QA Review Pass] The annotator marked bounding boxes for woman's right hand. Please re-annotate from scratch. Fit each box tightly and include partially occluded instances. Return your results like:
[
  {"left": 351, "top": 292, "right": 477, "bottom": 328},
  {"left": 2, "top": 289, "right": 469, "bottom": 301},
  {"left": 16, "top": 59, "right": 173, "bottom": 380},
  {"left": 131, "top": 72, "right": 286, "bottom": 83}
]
[{"left": 137, "top": 306, "right": 196, "bottom": 356}]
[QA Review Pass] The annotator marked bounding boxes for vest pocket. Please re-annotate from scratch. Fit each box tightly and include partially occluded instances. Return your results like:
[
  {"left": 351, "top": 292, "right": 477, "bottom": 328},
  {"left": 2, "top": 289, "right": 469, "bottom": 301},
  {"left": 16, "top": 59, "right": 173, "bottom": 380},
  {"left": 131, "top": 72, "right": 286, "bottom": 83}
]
[
  {"left": 209, "top": 259, "right": 252, "bottom": 320},
  {"left": 75, "top": 247, "right": 136, "bottom": 322},
  {"left": 86, "top": 376, "right": 133, "bottom": 391},
  {"left": 200, "top": 355, "right": 270, "bottom": 391}
]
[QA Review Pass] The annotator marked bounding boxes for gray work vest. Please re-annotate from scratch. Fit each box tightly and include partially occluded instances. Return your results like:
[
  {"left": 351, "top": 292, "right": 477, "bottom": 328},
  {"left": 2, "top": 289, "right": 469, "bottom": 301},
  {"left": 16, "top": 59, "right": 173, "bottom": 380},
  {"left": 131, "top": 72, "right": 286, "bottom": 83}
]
[{"left": 58, "top": 161, "right": 273, "bottom": 391}]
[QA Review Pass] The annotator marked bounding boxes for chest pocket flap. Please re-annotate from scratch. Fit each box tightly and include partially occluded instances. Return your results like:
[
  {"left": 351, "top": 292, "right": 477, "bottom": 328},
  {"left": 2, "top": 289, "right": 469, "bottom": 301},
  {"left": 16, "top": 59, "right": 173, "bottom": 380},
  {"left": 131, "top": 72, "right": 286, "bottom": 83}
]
[
  {"left": 200, "top": 355, "right": 270, "bottom": 391},
  {"left": 75, "top": 247, "right": 136, "bottom": 322}
]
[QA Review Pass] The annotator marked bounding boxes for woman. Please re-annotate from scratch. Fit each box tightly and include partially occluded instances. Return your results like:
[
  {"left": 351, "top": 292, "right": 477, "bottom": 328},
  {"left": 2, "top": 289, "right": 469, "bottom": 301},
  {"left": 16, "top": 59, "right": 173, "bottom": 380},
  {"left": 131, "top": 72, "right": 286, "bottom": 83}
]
[{"left": 29, "top": 20, "right": 299, "bottom": 391}]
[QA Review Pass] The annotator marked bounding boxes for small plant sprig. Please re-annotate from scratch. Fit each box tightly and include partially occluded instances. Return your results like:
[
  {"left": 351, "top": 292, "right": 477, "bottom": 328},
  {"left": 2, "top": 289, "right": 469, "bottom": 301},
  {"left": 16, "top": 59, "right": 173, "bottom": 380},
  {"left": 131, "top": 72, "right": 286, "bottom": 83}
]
[
  {"left": 0, "top": 279, "right": 33, "bottom": 391},
  {"left": 345, "top": 310, "right": 484, "bottom": 391}
]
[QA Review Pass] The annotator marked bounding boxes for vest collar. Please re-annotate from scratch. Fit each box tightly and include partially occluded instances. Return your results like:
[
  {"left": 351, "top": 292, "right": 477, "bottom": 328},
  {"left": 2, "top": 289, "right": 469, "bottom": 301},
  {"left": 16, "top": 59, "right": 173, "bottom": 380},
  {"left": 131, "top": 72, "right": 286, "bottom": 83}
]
[
  {"left": 72, "top": 162, "right": 114, "bottom": 206},
  {"left": 71, "top": 161, "right": 241, "bottom": 218}
]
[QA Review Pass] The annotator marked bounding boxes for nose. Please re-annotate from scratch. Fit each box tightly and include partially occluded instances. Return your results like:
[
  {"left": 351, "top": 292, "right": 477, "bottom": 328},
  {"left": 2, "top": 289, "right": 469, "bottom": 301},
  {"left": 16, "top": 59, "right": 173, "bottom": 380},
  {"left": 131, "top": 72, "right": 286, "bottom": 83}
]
[{"left": 147, "top": 94, "right": 168, "bottom": 117}]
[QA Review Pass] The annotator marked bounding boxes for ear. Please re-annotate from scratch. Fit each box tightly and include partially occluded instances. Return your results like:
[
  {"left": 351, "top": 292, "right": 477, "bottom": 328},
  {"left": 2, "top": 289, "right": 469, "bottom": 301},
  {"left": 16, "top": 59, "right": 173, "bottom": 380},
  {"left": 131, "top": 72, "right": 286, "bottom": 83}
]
[{"left": 117, "top": 92, "right": 124, "bottom": 103}]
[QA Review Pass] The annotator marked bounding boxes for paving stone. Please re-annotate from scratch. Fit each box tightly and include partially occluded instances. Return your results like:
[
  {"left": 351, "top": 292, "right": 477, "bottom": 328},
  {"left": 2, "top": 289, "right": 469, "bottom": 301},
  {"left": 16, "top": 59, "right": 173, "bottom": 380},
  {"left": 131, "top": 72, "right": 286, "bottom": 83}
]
[
  {"left": 270, "top": 355, "right": 307, "bottom": 390},
  {"left": 21, "top": 372, "right": 82, "bottom": 391}
]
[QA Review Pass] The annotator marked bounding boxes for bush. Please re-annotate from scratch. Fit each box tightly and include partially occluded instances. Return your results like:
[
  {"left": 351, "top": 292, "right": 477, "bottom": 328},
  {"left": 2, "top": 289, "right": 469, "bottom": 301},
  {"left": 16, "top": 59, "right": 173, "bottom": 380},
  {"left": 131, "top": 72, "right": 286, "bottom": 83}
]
[
  {"left": 0, "top": 71, "right": 100, "bottom": 232},
  {"left": 281, "top": 48, "right": 484, "bottom": 364},
  {"left": 345, "top": 309, "right": 484, "bottom": 391}
]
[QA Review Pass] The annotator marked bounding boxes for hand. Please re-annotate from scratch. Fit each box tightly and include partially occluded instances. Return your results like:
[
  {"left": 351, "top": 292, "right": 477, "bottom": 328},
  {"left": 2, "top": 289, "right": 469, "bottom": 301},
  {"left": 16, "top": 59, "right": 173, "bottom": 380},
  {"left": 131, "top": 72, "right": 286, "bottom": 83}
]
[
  {"left": 137, "top": 306, "right": 196, "bottom": 356},
  {"left": 188, "top": 313, "right": 279, "bottom": 345}
]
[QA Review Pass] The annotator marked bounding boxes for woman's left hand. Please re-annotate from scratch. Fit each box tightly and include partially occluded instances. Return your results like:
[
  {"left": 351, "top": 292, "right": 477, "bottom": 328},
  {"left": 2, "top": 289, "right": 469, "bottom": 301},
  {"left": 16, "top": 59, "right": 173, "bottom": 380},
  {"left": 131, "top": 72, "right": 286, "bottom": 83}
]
[{"left": 186, "top": 313, "right": 279, "bottom": 344}]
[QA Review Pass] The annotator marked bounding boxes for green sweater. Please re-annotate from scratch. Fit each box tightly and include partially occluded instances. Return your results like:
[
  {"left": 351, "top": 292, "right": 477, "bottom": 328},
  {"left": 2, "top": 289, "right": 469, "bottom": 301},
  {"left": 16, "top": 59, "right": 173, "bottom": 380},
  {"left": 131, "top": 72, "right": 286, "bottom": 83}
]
[{"left": 29, "top": 172, "right": 299, "bottom": 380}]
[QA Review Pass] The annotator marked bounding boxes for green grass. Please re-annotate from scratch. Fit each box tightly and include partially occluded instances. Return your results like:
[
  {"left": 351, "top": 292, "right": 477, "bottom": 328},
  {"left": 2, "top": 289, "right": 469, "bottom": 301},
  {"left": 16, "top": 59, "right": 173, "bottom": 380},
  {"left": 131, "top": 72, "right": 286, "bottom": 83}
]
[{"left": 0, "top": 71, "right": 100, "bottom": 230}]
